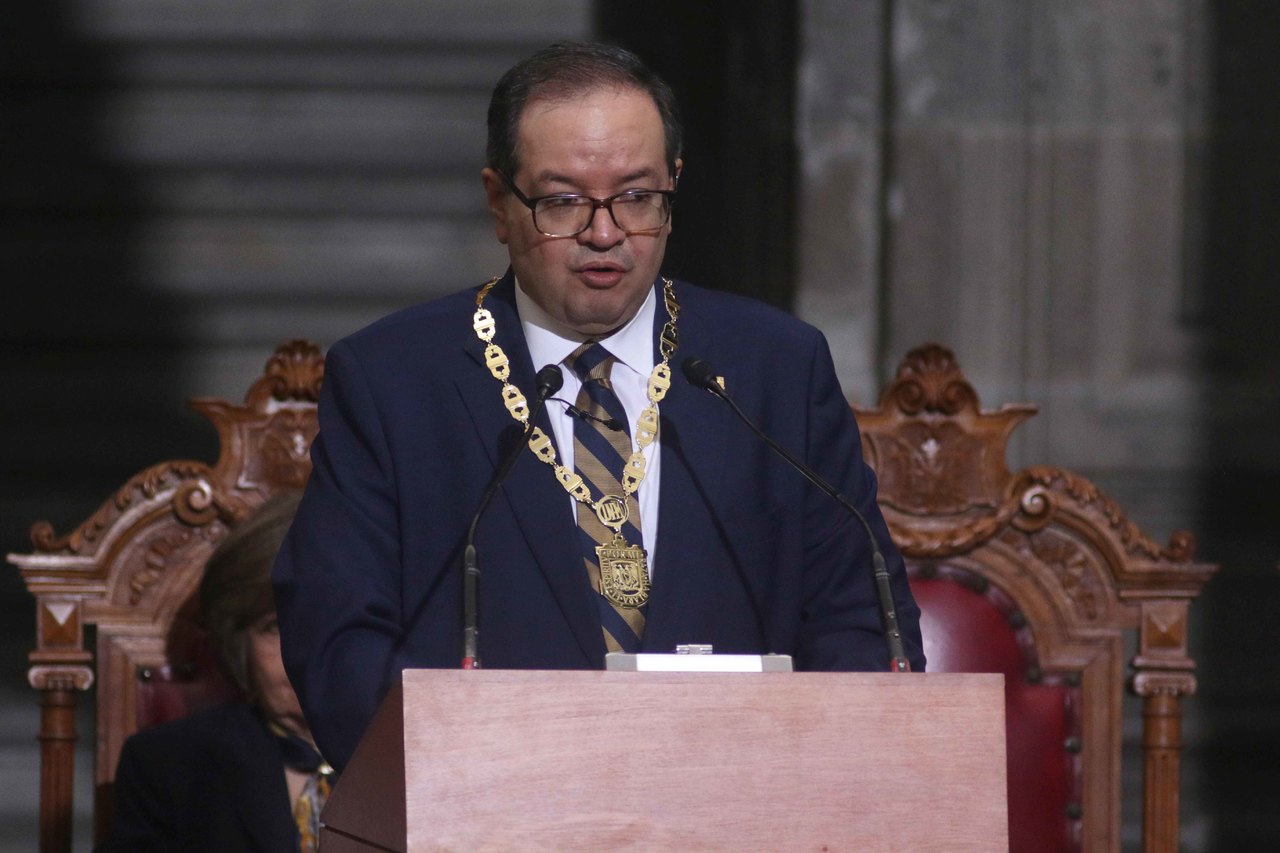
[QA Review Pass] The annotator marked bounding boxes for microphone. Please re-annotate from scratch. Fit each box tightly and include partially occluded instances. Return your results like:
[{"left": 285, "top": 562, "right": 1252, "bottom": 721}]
[
  {"left": 681, "top": 357, "right": 912, "bottom": 673},
  {"left": 462, "top": 364, "right": 563, "bottom": 669},
  {"left": 558, "top": 399, "right": 624, "bottom": 432}
]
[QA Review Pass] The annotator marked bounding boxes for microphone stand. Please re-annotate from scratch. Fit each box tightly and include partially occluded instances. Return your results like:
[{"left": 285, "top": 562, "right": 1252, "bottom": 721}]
[
  {"left": 682, "top": 357, "right": 912, "bottom": 673},
  {"left": 462, "top": 365, "right": 563, "bottom": 669}
]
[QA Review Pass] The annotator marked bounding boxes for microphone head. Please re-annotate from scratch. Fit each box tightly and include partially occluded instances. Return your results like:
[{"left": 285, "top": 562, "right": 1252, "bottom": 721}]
[
  {"left": 682, "top": 356, "right": 719, "bottom": 391},
  {"left": 535, "top": 364, "right": 564, "bottom": 397}
]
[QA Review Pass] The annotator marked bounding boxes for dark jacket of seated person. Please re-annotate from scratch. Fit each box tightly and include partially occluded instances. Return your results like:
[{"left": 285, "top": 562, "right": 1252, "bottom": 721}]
[{"left": 98, "top": 492, "right": 332, "bottom": 853}]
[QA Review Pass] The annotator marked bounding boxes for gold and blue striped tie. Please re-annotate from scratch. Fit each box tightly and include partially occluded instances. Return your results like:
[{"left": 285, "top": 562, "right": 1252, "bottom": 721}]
[{"left": 566, "top": 341, "right": 646, "bottom": 653}]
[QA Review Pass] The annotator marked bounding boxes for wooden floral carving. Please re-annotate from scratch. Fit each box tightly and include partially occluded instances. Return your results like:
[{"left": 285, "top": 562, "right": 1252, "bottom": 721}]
[
  {"left": 248, "top": 338, "right": 324, "bottom": 404},
  {"left": 998, "top": 526, "right": 1106, "bottom": 621},
  {"left": 857, "top": 345, "right": 1199, "bottom": 567},
  {"left": 858, "top": 344, "right": 1037, "bottom": 521}
]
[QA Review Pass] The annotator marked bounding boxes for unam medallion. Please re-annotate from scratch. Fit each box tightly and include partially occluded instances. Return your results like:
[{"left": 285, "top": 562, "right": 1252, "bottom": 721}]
[{"left": 597, "top": 543, "right": 650, "bottom": 608}]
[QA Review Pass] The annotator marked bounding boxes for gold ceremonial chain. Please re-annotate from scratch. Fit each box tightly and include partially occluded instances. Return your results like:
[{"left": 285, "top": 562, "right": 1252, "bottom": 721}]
[{"left": 473, "top": 277, "right": 680, "bottom": 607}]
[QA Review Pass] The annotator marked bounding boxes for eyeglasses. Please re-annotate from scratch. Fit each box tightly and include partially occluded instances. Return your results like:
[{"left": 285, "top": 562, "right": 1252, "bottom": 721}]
[{"left": 498, "top": 171, "right": 676, "bottom": 238}]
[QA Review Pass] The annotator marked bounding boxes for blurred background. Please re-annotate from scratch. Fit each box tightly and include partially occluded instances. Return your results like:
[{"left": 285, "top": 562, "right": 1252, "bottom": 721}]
[{"left": 2, "top": 1, "right": 1276, "bottom": 849}]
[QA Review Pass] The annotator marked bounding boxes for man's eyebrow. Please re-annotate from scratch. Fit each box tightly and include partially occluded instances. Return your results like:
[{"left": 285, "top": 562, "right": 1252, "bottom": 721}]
[{"left": 616, "top": 167, "right": 660, "bottom": 184}]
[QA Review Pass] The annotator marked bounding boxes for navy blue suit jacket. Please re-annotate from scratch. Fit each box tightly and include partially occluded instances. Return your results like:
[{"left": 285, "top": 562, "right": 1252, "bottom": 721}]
[
  {"left": 274, "top": 272, "right": 924, "bottom": 770},
  {"left": 100, "top": 703, "right": 298, "bottom": 853}
]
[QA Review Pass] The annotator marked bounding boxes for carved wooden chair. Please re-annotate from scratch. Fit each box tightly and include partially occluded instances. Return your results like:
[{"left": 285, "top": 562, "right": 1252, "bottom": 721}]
[
  {"left": 8, "top": 340, "right": 324, "bottom": 853},
  {"left": 856, "top": 344, "right": 1216, "bottom": 853}
]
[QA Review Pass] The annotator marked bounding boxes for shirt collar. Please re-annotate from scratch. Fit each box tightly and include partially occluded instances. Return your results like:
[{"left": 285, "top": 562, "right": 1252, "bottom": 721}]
[{"left": 515, "top": 278, "right": 658, "bottom": 379}]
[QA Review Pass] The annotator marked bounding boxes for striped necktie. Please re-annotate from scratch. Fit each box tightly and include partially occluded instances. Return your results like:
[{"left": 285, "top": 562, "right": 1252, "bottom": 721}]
[{"left": 566, "top": 341, "right": 646, "bottom": 653}]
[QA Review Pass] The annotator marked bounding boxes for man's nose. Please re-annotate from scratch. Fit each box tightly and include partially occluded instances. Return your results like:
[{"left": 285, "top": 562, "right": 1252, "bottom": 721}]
[{"left": 577, "top": 203, "right": 624, "bottom": 248}]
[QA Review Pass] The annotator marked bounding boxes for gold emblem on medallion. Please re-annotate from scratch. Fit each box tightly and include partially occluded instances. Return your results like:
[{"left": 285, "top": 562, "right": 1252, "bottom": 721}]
[{"left": 597, "top": 543, "right": 650, "bottom": 608}]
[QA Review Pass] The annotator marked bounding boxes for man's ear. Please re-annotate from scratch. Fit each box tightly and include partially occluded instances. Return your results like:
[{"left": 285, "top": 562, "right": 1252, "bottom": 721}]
[{"left": 480, "top": 168, "right": 511, "bottom": 244}]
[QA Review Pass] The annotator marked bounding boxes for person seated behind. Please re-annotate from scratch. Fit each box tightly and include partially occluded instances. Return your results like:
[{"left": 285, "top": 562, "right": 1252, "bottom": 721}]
[{"left": 100, "top": 492, "right": 332, "bottom": 853}]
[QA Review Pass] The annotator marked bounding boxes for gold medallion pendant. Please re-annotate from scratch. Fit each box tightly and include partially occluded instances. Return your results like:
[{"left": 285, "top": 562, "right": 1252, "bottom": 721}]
[{"left": 597, "top": 535, "right": 650, "bottom": 608}]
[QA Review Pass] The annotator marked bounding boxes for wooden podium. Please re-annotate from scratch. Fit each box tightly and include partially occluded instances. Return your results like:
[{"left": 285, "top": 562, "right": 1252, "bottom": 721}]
[{"left": 320, "top": 670, "right": 1007, "bottom": 851}]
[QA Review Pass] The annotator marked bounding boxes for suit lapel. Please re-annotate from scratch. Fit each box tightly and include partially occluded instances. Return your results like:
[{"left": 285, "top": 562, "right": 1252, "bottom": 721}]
[
  {"left": 455, "top": 274, "right": 603, "bottom": 664},
  {"left": 645, "top": 283, "right": 734, "bottom": 647}
]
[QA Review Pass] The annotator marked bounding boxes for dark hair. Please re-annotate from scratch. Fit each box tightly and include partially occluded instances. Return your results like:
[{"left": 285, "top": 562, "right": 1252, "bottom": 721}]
[
  {"left": 486, "top": 41, "right": 683, "bottom": 180},
  {"left": 199, "top": 491, "right": 302, "bottom": 697}
]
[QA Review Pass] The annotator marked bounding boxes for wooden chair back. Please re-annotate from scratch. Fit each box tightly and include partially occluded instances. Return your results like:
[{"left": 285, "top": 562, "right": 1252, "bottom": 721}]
[
  {"left": 8, "top": 340, "right": 324, "bottom": 852},
  {"left": 855, "top": 344, "right": 1216, "bottom": 852}
]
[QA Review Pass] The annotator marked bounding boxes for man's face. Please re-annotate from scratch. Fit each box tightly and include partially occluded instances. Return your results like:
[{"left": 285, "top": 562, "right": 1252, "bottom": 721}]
[{"left": 482, "top": 86, "right": 680, "bottom": 338}]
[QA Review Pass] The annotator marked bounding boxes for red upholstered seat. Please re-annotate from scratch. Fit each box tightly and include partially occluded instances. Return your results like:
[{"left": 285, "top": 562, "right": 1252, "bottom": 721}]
[{"left": 912, "top": 568, "right": 1079, "bottom": 852}]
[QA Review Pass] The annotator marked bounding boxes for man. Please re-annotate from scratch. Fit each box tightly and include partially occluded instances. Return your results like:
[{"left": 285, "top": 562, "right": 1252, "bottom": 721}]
[{"left": 274, "top": 41, "right": 924, "bottom": 773}]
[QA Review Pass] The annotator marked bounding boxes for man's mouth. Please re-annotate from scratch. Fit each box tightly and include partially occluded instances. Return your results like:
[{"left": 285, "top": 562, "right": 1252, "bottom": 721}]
[{"left": 575, "top": 262, "right": 626, "bottom": 288}]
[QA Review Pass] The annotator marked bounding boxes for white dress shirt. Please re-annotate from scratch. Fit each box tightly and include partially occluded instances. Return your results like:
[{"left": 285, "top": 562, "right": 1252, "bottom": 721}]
[{"left": 515, "top": 281, "right": 662, "bottom": 576}]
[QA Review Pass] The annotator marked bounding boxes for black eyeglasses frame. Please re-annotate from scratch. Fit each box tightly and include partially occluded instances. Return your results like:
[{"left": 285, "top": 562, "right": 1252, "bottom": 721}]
[{"left": 497, "top": 171, "right": 677, "bottom": 238}]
